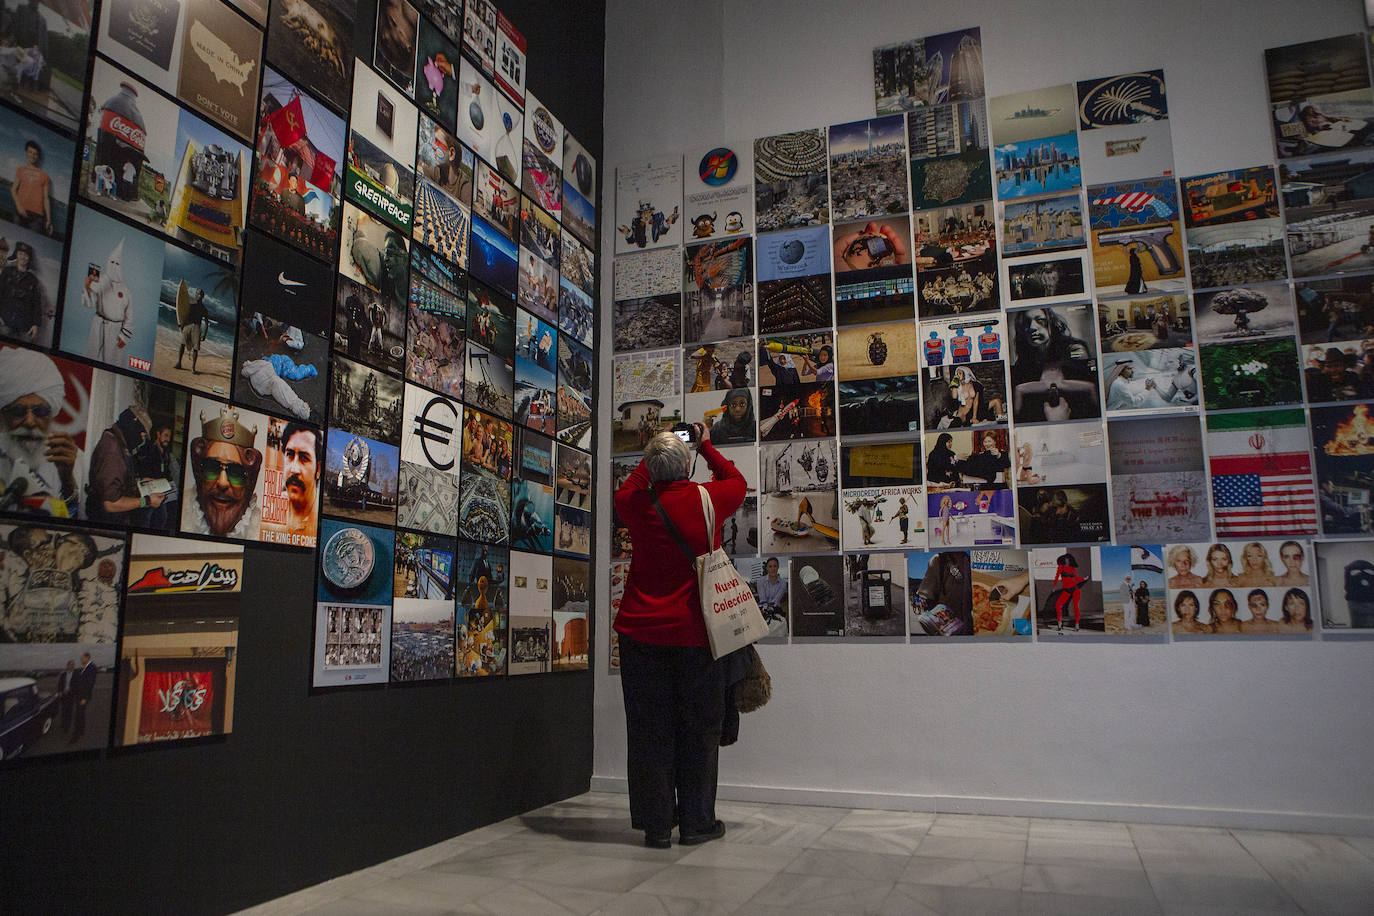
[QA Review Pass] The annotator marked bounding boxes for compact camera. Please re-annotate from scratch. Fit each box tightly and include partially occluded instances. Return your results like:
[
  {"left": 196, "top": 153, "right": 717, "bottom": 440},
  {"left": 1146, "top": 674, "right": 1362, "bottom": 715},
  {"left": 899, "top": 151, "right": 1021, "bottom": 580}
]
[{"left": 671, "top": 422, "right": 697, "bottom": 443}]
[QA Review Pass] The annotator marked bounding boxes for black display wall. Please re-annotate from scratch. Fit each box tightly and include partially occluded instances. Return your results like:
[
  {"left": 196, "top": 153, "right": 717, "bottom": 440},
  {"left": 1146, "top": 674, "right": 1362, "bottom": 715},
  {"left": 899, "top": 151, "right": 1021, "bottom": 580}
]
[{"left": 1, "top": 0, "right": 605, "bottom": 912}]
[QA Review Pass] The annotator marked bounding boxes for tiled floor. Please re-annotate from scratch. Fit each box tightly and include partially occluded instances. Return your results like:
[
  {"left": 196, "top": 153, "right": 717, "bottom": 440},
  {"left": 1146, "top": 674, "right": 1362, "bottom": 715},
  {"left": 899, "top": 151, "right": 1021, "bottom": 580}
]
[{"left": 235, "top": 792, "right": 1374, "bottom": 914}]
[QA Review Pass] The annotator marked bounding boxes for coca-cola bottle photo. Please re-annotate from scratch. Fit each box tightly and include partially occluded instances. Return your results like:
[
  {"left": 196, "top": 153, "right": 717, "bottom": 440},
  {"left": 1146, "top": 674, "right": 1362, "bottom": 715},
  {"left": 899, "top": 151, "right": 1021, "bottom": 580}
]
[{"left": 94, "top": 81, "right": 147, "bottom": 203}]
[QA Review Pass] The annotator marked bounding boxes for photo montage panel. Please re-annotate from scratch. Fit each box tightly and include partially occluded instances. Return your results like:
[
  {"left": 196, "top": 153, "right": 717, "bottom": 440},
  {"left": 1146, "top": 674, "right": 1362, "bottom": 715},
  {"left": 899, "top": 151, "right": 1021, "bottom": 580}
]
[
  {"left": 760, "top": 438, "right": 838, "bottom": 557},
  {"left": 1311, "top": 402, "right": 1374, "bottom": 537},
  {"left": 463, "top": 339, "right": 513, "bottom": 419},
  {"left": 840, "top": 551, "right": 906, "bottom": 637},
  {"left": 556, "top": 335, "right": 592, "bottom": 450},
  {"left": 918, "top": 314, "right": 1008, "bottom": 432},
  {"left": 924, "top": 428, "right": 1015, "bottom": 548},
  {"left": 508, "top": 550, "right": 550, "bottom": 674},
  {"left": 249, "top": 66, "right": 347, "bottom": 262},
  {"left": 510, "top": 427, "right": 554, "bottom": 553},
  {"left": 836, "top": 320, "right": 922, "bottom": 437},
  {"left": 1315, "top": 540, "right": 1374, "bottom": 629},
  {"left": 72, "top": 209, "right": 241, "bottom": 397},
  {"left": 345, "top": 63, "right": 418, "bottom": 235},
  {"left": 757, "top": 331, "right": 836, "bottom": 441},
  {"left": 789, "top": 554, "right": 844, "bottom": 636},
  {"left": 835, "top": 213, "right": 915, "bottom": 325},
  {"left": 988, "top": 84, "right": 1082, "bottom": 202},
  {"left": 1094, "top": 545, "right": 1167, "bottom": 636},
  {"left": 265, "top": 0, "right": 356, "bottom": 113},
  {"left": 873, "top": 26, "right": 985, "bottom": 116},
  {"left": 559, "top": 230, "right": 594, "bottom": 347},
  {"left": 337, "top": 202, "right": 409, "bottom": 377},
  {"left": 79, "top": 59, "right": 251, "bottom": 265},
  {"left": 552, "top": 557, "right": 590, "bottom": 671},
  {"left": 1007, "top": 303, "right": 1099, "bottom": 426},
  {"left": 1088, "top": 178, "right": 1188, "bottom": 299},
  {"left": 1000, "top": 193, "right": 1085, "bottom": 259},
  {"left": 1196, "top": 283, "right": 1303, "bottom": 411},
  {"left": 828, "top": 114, "right": 909, "bottom": 223},
  {"left": 840, "top": 471, "right": 924, "bottom": 552},
  {"left": 1015, "top": 422, "right": 1110, "bottom": 546},
  {"left": 413, "top": 15, "right": 460, "bottom": 132},
  {"left": 613, "top": 247, "right": 680, "bottom": 352},
  {"left": 115, "top": 535, "right": 245, "bottom": 744},
  {"left": 314, "top": 518, "right": 394, "bottom": 686},
  {"left": 756, "top": 226, "right": 832, "bottom": 335},
  {"left": 692, "top": 442, "right": 759, "bottom": 560},
  {"left": 325, "top": 357, "right": 402, "bottom": 527},
  {"left": 235, "top": 231, "right": 333, "bottom": 425},
  {"left": 683, "top": 237, "right": 754, "bottom": 345},
  {"left": 373, "top": 0, "right": 419, "bottom": 96},
  {"left": 611, "top": 347, "right": 681, "bottom": 453},
  {"left": 913, "top": 202, "right": 997, "bottom": 320},
  {"left": 683, "top": 339, "right": 756, "bottom": 446},
  {"left": 1165, "top": 540, "right": 1318, "bottom": 637},
  {"left": 908, "top": 100, "right": 993, "bottom": 210},
  {"left": 0, "top": 107, "right": 74, "bottom": 348},
  {"left": 513, "top": 307, "right": 558, "bottom": 436},
  {"left": 1, "top": 0, "right": 92, "bottom": 133},
  {"left": 458, "top": 406, "right": 512, "bottom": 544},
  {"left": 614, "top": 157, "right": 682, "bottom": 254},
  {"left": 1281, "top": 149, "right": 1374, "bottom": 279},
  {"left": 1075, "top": 70, "right": 1174, "bottom": 185},
  {"left": 909, "top": 547, "right": 1033, "bottom": 637},
  {"left": 396, "top": 383, "right": 461, "bottom": 534},
  {"left": 740, "top": 556, "right": 789, "bottom": 641},
  {"left": 1294, "top": 274, "right": 1374, "bottom": 404},
  {"left": 754, "top": 128, "right": 829, "bottom": 232},
  {"left": 180, "top": 396, "right": 323, "bottom": 546},
  {"left": 390, "top": 530, "right": 456, "bottom": 683},
  {"left": 518, "top": 198, "right": 560, "bottom": 322},
  {"left": 1107, "top": 415, "right": 1211, "bottom": 543},
  {"left": 1266, "top": 34, "right": 1374, "bottom": 162},
  {"left": 417, "top": 115, "right": 475, "bottom": 211},
  {"left": 405, "top": 248, "right": 466, "bottom": 398},
  {"left": 1206, "top": 408, "right": 1317, "bottom": 540},
  {"left": 99, "top": 0, "right": 264, "bottom": 141},
  {"left": 522, "top": 92, "right": 563, "bottom": 219},
  {"left": 0, "top": 521, "right": 125, "bottom": 757},
  {"left": 562, "top": 130, "right": 597, "bottom": 248},
  {"left": 1180, "top": 166, "right": 1285, "bottom": 290},
  {"left": 455, "top": 539, "right": 508, "bottom": 676},
  {"left": 684, "top": 142, "right": 753, "bottom": 242},
  {"left": 455, "top": 57, "right": 522, "bottom": 184}
]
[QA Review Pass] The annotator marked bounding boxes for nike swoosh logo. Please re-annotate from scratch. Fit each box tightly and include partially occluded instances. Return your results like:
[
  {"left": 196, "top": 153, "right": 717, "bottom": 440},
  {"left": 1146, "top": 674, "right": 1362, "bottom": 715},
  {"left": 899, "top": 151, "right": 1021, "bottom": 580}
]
[{"left": 277, "top": 272, "right": 305, "bottom": 291}]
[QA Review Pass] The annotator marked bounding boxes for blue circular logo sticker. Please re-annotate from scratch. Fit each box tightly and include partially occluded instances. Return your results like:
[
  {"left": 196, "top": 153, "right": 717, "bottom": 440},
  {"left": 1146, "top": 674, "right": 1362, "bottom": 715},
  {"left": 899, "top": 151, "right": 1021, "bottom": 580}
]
[{"left": 698, "top": 148, "right": 737, "bottom": 186}]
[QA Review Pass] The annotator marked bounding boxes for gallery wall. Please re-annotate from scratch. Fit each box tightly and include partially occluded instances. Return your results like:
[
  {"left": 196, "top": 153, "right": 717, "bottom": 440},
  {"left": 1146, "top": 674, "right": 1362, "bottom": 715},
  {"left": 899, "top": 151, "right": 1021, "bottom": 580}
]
[
  {"left": 594, "top": 0, "right": 1374, "bottom": 833},
  {"left": 1, "top": 0, "right": 605, "bottom": 912}
]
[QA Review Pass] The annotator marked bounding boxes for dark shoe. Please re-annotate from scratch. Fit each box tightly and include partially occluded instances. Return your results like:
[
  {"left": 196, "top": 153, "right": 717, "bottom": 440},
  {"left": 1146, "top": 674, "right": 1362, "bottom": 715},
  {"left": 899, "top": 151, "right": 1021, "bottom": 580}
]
[
  {"left": 678, "top": 820, "right": 725, "bottom": 845},
  {"left": 644, "top": 832, "right": 672, "bottom": 849}
]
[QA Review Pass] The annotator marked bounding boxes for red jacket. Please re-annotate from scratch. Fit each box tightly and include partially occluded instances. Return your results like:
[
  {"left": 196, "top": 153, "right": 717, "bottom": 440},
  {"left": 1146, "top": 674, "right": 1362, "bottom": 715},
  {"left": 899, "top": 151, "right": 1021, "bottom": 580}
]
[{"left": 613, "top": 439, "right": 747, "bottom": 646}]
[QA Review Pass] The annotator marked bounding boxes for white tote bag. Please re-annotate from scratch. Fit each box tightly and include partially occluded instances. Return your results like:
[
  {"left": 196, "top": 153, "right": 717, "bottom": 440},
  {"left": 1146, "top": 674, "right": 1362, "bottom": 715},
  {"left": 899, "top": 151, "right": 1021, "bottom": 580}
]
[
  {"left": 691, "top": 486, "right": 769, "bottom": 659},
  {"left": 652, "top": 485, "right": 770, "bottom": 659}
]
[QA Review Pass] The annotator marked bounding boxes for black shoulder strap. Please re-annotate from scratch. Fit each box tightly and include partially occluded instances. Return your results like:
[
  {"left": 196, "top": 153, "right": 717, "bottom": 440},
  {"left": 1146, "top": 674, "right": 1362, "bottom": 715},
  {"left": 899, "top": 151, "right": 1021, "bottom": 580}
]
[{"left": 649, "top": 487, "right": 697, "bottom": 563}]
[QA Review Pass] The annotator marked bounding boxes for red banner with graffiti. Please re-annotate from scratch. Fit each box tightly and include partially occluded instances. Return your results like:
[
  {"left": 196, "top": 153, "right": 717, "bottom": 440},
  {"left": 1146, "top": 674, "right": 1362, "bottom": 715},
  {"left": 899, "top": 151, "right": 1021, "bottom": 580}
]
[{"left": 138, "top": 670, "right": 215, "bottom": 741}]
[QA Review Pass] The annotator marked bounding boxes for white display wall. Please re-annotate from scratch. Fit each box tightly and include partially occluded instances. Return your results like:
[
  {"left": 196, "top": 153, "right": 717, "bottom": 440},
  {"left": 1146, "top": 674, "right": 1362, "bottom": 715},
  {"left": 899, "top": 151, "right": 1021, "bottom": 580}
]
[{"left": 593, "top": 0, "right": 1374, "bottom": 832}]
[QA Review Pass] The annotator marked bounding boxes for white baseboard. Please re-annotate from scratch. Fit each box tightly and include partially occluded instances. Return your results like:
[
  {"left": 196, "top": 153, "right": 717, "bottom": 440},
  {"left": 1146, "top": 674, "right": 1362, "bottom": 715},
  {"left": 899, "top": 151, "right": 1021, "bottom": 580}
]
[{"left": 588, "top": 776, "right": 1374, "bottom": 836}]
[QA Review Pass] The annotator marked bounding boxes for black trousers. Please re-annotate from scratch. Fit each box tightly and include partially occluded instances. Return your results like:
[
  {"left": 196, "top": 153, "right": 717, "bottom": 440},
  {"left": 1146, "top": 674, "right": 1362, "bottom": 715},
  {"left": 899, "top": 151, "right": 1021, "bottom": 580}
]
[{"left": 619, "top": 634, "right": 727, "bottom": 836}]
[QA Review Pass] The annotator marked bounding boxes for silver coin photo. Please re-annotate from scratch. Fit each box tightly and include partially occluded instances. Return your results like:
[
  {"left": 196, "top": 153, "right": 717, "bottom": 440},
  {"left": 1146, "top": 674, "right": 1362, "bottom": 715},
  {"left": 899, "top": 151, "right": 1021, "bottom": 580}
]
[{"left": 323, "top": 527, "right": 376, "bottom": 589}]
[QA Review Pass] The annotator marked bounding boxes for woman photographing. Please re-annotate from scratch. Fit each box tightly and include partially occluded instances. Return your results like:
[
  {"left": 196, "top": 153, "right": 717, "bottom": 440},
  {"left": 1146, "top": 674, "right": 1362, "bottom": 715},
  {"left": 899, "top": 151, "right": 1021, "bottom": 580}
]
[{"left": 613, "top": 425, "right": 746, "bottom": 849}]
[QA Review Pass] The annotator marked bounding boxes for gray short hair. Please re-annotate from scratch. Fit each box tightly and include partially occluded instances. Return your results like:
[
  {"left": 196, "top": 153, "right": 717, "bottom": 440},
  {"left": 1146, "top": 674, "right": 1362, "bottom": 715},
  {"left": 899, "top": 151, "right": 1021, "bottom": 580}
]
[{"left": 644, "top": 431, "right": 690, "bottom": 483}]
